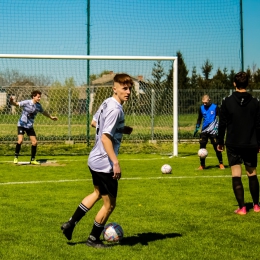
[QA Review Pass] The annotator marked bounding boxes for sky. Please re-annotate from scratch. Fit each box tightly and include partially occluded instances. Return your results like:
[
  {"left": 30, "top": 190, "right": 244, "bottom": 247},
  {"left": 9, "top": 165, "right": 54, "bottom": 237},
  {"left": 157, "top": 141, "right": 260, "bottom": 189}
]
[
  {"left": 0, "top": 0, "right": 259, "bottom": 84},
  {"left": 243, "top": 0, "right": 260, "bottom": 70}
]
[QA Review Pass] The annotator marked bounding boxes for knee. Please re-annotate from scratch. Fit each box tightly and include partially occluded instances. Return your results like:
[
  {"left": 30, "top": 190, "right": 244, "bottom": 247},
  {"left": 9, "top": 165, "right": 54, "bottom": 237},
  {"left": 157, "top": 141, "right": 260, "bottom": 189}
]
[
  {"left": 199, "top": 142, "right": 206, "bottom": 148},
  {"left": 93, "top": 189, "right": 101, "bottom": 200},
  {"left": 106, "top": 202, "right": 116, "bottom": 214},
  {"left": 31, "top": 141, "right": 37, "bottom": 146}
]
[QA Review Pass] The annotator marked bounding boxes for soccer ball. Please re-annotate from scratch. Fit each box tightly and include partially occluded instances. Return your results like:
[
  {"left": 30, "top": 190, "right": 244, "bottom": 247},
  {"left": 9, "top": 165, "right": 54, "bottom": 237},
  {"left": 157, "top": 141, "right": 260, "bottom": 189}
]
[
  {"left": 198, "top": 148, "right": 208, "bottom": 158},
  {"left": 102, "top": 222, "right": 124, "bottom": 242},
  {"left": 161, "top": 164, "right": 172, "bottom": 174}
]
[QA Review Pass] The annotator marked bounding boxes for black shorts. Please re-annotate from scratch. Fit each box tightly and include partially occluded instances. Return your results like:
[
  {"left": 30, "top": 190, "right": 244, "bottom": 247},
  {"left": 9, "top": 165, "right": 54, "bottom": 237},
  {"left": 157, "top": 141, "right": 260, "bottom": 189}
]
[
  {"left": 18, "top": 127, "right": 36, "bottom": 136},
  {"left": 226, "top": 146, "right": 258, "bottom": 167},
  {"left": 89, "top": 167, "right": 118, "bottom": 198},
  {"left": 199, "top": 132, "right": 217, "bottom": 147}
]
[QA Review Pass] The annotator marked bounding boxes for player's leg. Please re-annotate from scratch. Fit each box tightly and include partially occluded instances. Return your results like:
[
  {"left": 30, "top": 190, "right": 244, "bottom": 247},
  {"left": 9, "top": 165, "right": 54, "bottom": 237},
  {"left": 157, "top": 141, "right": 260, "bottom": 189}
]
[
  {"left": 244, "top": 149, "right": 260, "bottom": 212},
  {"left": 28, "top": 128, "right": 40, "bottom": 165},
  {"left": 227, "top": 147, "right": 246, "bottom": 215},
  {"left": 210, "top": 135, "right": 225, "bottom": 169},
  {"left": 61, "top": 186, "right": 101, "bottom": 240},
  {"left": 14, "top": 127, "right": 25, "bottom": 163},
  {"left": 86, "top": 171, "right": 118, "bottom": 248},
  {"left": 87, "top": 194, "right": 116, "bottom": 248},
  {"left": 198, "top": 132, "right": 208, "bottom": 169}
]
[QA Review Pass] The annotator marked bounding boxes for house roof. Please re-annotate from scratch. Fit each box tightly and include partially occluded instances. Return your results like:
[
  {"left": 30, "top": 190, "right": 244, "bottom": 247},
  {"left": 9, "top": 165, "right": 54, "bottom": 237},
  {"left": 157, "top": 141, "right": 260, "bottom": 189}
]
[{"left": 92, "top": 73, "right": 116, "bottom": 85}]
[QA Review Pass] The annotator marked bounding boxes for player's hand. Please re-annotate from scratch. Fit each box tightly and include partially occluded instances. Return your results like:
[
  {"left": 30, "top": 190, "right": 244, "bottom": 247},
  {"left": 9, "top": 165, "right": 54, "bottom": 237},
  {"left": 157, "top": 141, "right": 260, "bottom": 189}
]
[
  {"left": 217, "top": 144, "right": 224, "bottom": 152},
  {"left": 50, "top": 116, "right": 58, "bottom": 121},
  {"left": 9, "top": 96, "right": 15, "bottom": 105},
  {"left": 112, "top": 163, "right": 121, "bottom": 180},
  {"left": 123, "top": 126, "right": 133, "bottom": 135}
]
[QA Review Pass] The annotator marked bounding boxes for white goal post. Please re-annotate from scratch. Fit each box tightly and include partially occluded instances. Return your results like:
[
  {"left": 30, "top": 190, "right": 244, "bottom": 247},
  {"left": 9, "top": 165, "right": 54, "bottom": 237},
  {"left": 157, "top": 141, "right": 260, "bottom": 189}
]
[{"left": 0, "top": 54, "right": 178, "bottom": 156}]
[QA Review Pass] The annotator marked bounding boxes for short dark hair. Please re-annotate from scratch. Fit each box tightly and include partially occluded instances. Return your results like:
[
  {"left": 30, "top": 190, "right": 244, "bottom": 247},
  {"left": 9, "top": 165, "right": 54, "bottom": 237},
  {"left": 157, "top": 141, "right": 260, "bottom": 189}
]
[
  {"left": 113, "top": 73, "right": 133, "bottom": 86},
  {"left": 234, "top": 72, "right": 248, "bottom": 89},
  {"left": 31, "top": 90, "right": 42, "bottom": 98}
]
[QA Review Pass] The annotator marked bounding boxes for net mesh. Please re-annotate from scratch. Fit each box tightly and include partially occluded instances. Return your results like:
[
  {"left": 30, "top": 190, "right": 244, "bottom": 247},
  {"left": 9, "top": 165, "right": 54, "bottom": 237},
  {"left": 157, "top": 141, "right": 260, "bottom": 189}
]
[{"left": 0, "top": 0, "right": 241, "bottom": 149}]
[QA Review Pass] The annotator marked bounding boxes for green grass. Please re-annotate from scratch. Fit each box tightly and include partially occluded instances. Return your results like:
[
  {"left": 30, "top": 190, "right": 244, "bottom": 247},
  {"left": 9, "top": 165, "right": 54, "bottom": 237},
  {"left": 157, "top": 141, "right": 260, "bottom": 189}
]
[
  {"left": 0, "top": 114, "right": 198, "bottom": 141},
  {"left": 0, "top": 144, "right": 259, "bottom": 259}
]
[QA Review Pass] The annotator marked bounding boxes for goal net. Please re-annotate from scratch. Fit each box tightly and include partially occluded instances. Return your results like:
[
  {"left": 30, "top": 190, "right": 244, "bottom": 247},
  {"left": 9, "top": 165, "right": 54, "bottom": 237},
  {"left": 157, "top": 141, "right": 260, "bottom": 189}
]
[{"left": 0, "top": 54, "right": 178, "bottom": 156}]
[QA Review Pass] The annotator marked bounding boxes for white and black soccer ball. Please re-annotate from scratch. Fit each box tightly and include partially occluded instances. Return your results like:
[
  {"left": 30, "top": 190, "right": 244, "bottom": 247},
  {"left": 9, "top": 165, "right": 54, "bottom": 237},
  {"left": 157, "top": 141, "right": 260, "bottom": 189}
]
[
  {"left": 198, "top": 148, "right": 208, "bottom": 158},
  {"left": 161, "top": 164, "right": 172, "bottom": 174},
  {"left": 102, "top": 222, "right": 124, "bottom": 242}
]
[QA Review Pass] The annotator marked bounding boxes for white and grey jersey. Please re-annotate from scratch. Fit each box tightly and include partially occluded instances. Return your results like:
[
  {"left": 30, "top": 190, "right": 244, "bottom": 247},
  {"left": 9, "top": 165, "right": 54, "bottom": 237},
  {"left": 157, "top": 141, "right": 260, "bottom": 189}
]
[
  {"left": 201, "top": 118, "right": 219, "bottom": 135},
  {"left": 17, "top": 100, "right": 44, "bottom": 128},
  {"left": 88, "top": 97, "right": 125, "bottom": 173}
]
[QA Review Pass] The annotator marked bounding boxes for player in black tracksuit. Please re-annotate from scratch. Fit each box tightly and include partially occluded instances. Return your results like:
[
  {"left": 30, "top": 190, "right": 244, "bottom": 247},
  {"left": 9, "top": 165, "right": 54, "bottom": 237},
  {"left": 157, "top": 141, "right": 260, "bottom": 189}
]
[{"left": 217, "top": 71, "right": 260, "bottom": 215}]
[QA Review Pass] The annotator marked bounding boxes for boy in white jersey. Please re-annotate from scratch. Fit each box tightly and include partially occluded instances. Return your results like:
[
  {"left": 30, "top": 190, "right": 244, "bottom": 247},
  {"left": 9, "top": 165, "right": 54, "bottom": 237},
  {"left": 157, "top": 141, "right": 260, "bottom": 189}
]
[
  {"left": 61, "top": 73, "right": 133, "bottom": 248},
  {"left": 10, "top": 90, "right": 58, "bottom": 165}
]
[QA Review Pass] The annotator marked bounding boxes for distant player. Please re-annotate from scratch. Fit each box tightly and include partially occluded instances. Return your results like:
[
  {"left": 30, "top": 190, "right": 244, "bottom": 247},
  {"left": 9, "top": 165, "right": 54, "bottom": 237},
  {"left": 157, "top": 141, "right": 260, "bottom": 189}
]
[
  {"left": 61, "top": 73, "right": 133, "bottom": 248},
  {"left": 10, "top": 90, "right": 58, "bottom": 165},
  {"left": 217, "top": 72, "right": 260, "bottom": 215},
  {"left": 194, "top": 95, "right": 224, "bottom": 170}
]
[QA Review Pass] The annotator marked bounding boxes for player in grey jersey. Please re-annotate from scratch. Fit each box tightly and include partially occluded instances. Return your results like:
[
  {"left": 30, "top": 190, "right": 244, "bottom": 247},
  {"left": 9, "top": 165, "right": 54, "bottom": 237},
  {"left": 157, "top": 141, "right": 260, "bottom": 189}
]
[
  {"left": 61, "top": 73, "right": 133, "bottom": 248},
  {"left": 10, "top": 90, "right": 58, "bottom": 165}
]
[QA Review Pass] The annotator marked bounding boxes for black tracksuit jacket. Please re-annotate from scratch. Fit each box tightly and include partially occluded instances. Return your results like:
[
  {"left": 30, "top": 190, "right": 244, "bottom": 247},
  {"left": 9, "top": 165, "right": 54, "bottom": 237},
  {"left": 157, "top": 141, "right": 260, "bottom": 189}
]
[{"left": 218, "top": 91, "right": 260, "bottom": 148}]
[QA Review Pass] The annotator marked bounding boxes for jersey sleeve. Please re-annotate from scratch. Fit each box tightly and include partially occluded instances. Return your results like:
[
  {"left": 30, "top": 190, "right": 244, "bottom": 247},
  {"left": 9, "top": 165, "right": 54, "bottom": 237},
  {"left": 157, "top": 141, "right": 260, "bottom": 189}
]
[
  {"left": 38, "top": 103, "right": 44, "bottom": 113},
  {"left": 102, "top": 108, "right": 122, "bottom": 137},
  {"left": 196, "top": 107, "right": 203, "bottom": 125},
  {"left": 255, "top": 100, "right": 260, "bottom": 146},
  {"left": 18, "top": 100, "right": 30, "bottom": 107},
  {"left": 217, "top": 98, "right": 227, "bottom": 145}
]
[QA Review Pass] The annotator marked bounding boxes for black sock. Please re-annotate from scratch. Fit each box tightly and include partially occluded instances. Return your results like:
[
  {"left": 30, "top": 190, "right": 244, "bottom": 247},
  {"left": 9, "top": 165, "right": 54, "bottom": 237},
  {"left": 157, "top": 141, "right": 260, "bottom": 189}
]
[
  {"left": 248, "top": 175, "right": 259, "bottom": 205},
  {"left": 89, "top": 221, "right": 104, "bottom": 241},
  {"left": 31, "top": 145, "right": 37, "bottom": 161},
  {"left": 15, "top": 143, "right": 21, "bottom": 157},
  {"left": 200, "top": 158, "right": 205, "bottom": 166},
  {"left": 69, "top": 203, "right": 89, "bottom": 225},
  {"left": 232, "top": 177, "right": 244, "bottom": 208}
]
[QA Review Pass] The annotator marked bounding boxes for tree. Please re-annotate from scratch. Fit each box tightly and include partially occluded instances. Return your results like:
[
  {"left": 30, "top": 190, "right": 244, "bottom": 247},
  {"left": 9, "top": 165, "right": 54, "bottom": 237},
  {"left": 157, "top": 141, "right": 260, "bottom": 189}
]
[
  {"left": 198, "top": 59, "right": 213, "bottom": 89},
  {"left": 212, "top": 68, "right": 229, "bottom": 89},
  {"left": 48, "top": 77, "right": 78, "bottom": 114},
  {"left": 190, "top": 66, "right": 198, "bottom": 89},
  {"left": 176, "top": 51, "right": 189, "bottom": 89},
  {"left": 201, "top": 59, "right": 213, "bottom": 80},
  {"left": 151, "top": 61, "right": 165, "bottom": 86}
]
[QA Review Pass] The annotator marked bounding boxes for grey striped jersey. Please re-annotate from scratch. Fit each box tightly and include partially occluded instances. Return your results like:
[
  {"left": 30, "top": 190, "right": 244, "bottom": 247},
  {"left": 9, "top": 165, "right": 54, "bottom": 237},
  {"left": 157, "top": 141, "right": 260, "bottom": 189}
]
[
  {"left": 88, "top": 97, "right": 125, "bottom": 173},
  {"left": 17, "top": 100, "right": 44, "bottom": 128}
]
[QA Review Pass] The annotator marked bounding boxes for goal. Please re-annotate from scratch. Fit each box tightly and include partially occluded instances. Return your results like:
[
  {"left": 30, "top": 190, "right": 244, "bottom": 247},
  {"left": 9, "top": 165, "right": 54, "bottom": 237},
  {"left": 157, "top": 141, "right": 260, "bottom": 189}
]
[{"left": 0, "top": 54, "right": 178, "bottom": 156}]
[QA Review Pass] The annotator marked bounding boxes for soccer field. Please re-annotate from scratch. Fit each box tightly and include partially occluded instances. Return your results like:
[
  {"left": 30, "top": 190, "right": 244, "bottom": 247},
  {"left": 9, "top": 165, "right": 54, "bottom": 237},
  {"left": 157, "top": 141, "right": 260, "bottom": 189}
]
[{"left": 1, "top": 146, "right": 260, "bottom": 260}]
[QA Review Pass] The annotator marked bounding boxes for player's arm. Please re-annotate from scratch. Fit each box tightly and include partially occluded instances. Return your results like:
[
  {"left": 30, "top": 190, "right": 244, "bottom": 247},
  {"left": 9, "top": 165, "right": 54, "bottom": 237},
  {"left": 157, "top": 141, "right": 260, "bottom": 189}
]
[
  {"left": 216, "top": 106, "right": 220, "bottom": 117},
  {"left": 91, "top": 119, "right": 97, "bottom": 128},
  {"left": 255, "top": 100, "right": 260, "bottom": 152},
  {"left": 101, "top": 133, "right": 121, "bottom": 180},
  {"left": 193, "top": 108, "right": 202, "bottom": 137},
  {"left": 42, "top": 111, "right": 58, "bottom": 121},
  {"left": 196, "top": 107, "right": 203, "bottom": 126},
  {"left": 217, "top": 98, "right": 227, "bottom": 151},
  {"left": 123, "top": 126, "right": 133, "bottom": 135}
]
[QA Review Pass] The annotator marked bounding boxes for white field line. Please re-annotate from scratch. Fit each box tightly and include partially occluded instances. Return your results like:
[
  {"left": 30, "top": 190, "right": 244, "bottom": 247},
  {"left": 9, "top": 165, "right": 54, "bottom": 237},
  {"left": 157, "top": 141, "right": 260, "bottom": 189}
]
[
  {"left": 3, "top": 157, "right": 215, "bottom": 163},
  {"left": 0, "top": 175, "right": 240, "bottom": 186}
]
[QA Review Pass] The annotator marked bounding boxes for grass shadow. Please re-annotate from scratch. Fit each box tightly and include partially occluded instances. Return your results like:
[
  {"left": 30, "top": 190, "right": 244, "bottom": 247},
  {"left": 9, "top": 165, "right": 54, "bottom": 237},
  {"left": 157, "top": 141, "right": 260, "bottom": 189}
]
[
  {"left": 119, "top": 232, "right": 182, "bottom": 246},
  {"left": 67, "top": 232, "right": 182, "bottom": 247},
  {"left": 205, "top": 165, "right": 229, "bottom": 170}
]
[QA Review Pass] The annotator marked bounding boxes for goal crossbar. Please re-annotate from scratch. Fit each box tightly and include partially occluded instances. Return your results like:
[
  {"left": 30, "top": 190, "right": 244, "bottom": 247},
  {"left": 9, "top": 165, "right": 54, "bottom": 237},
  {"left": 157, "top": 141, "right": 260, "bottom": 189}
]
[{"left": 0, "top": 54, "right": 178, "bottom": 156}]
